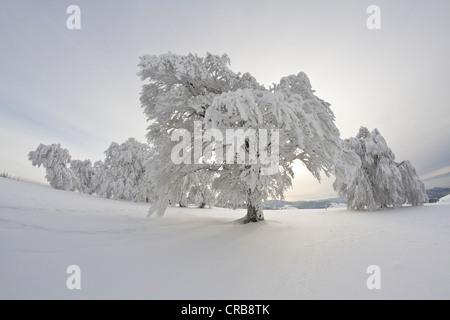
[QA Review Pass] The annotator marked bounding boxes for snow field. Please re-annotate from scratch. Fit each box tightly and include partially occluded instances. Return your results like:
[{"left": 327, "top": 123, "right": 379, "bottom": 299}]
[{"left": 0, "top": 178, "right": 449, "bottom": 299}]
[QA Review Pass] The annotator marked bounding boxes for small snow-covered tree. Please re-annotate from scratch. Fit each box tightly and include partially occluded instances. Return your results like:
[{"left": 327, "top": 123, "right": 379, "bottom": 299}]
[
  {"left": 90, "top": 160, "right": 111, "bottom": 198},
  {"left": 28, "top": 143, "right": 78, "bottom": 191},
  {"left": 70, "top": 159, "right": 95, "bottom": 194},
  {"left": 397, "top": 160, "right": 428, "bottom": 206},
  {"left": 178, "top": 171, "right": 216, "bottom": 208},
  {"left": 365, "top": 128, "right": 404, "bottom": 208},
  {"left": 139, "top": 52, "right": 358, "bottom": 222},
  {"left": 101, "top": 138, "right": 150, "bottom": 202},
  {"left": 334, "top": 127, "right": 427, "bottom": 210},
  {"left": 334, "top": 137, "right": 377, "bottom": 211}
]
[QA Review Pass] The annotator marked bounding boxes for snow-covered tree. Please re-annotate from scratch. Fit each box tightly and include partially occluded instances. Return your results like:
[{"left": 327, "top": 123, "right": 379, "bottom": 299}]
[
  {"left": 179, "top": 171, "right": 216, "bottom": 208},
  {"left": 90, "top": 160, "right": 111, "bottom": 198},
  {"left": 28, "top": 143, "right": 78, "bottom": 191},
  {"left": 139, "top": 52, "right": 357, "bottom": 222},
  {"left": 101, "top": 138, "right": 151, "bottom": 202},
  {"left": 334, "top": 127, "right": 427, "bottom": 210},
  {"left": 397, "top": 160, "right": 428, "bottom": 206},
  {"left": 70, "top": 159, "right": 95, "bottom": 194}
]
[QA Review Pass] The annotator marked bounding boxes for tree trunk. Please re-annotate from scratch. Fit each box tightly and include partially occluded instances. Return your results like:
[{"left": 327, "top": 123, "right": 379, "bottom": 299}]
[{"left": 242, "top": 192, "right": 264, "bottom": 224}]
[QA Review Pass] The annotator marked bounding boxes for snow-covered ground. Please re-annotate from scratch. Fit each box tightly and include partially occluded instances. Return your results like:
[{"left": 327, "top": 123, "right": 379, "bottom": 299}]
[{"left": 0, "top": 178, "right": 449, "bottom": 299}]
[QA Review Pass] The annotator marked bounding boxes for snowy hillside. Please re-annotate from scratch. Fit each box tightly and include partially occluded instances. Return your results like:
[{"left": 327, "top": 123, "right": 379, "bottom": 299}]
[{"left": 0, "top": 178, "right": 449, "bottom": 299}]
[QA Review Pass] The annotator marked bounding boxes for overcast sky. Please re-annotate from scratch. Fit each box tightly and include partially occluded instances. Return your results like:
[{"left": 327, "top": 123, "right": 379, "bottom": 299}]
[{"left": 1, "top": 0, "right": 449, "bottom": 200}]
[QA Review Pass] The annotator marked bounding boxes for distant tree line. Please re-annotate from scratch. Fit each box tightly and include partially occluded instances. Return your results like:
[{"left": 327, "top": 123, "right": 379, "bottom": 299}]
[
  {"left": 28, "top": 139, "right": 151, "bottom": 202},
  {"left": 28, "top": 138, "right": 214, "bottom": 207}
]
